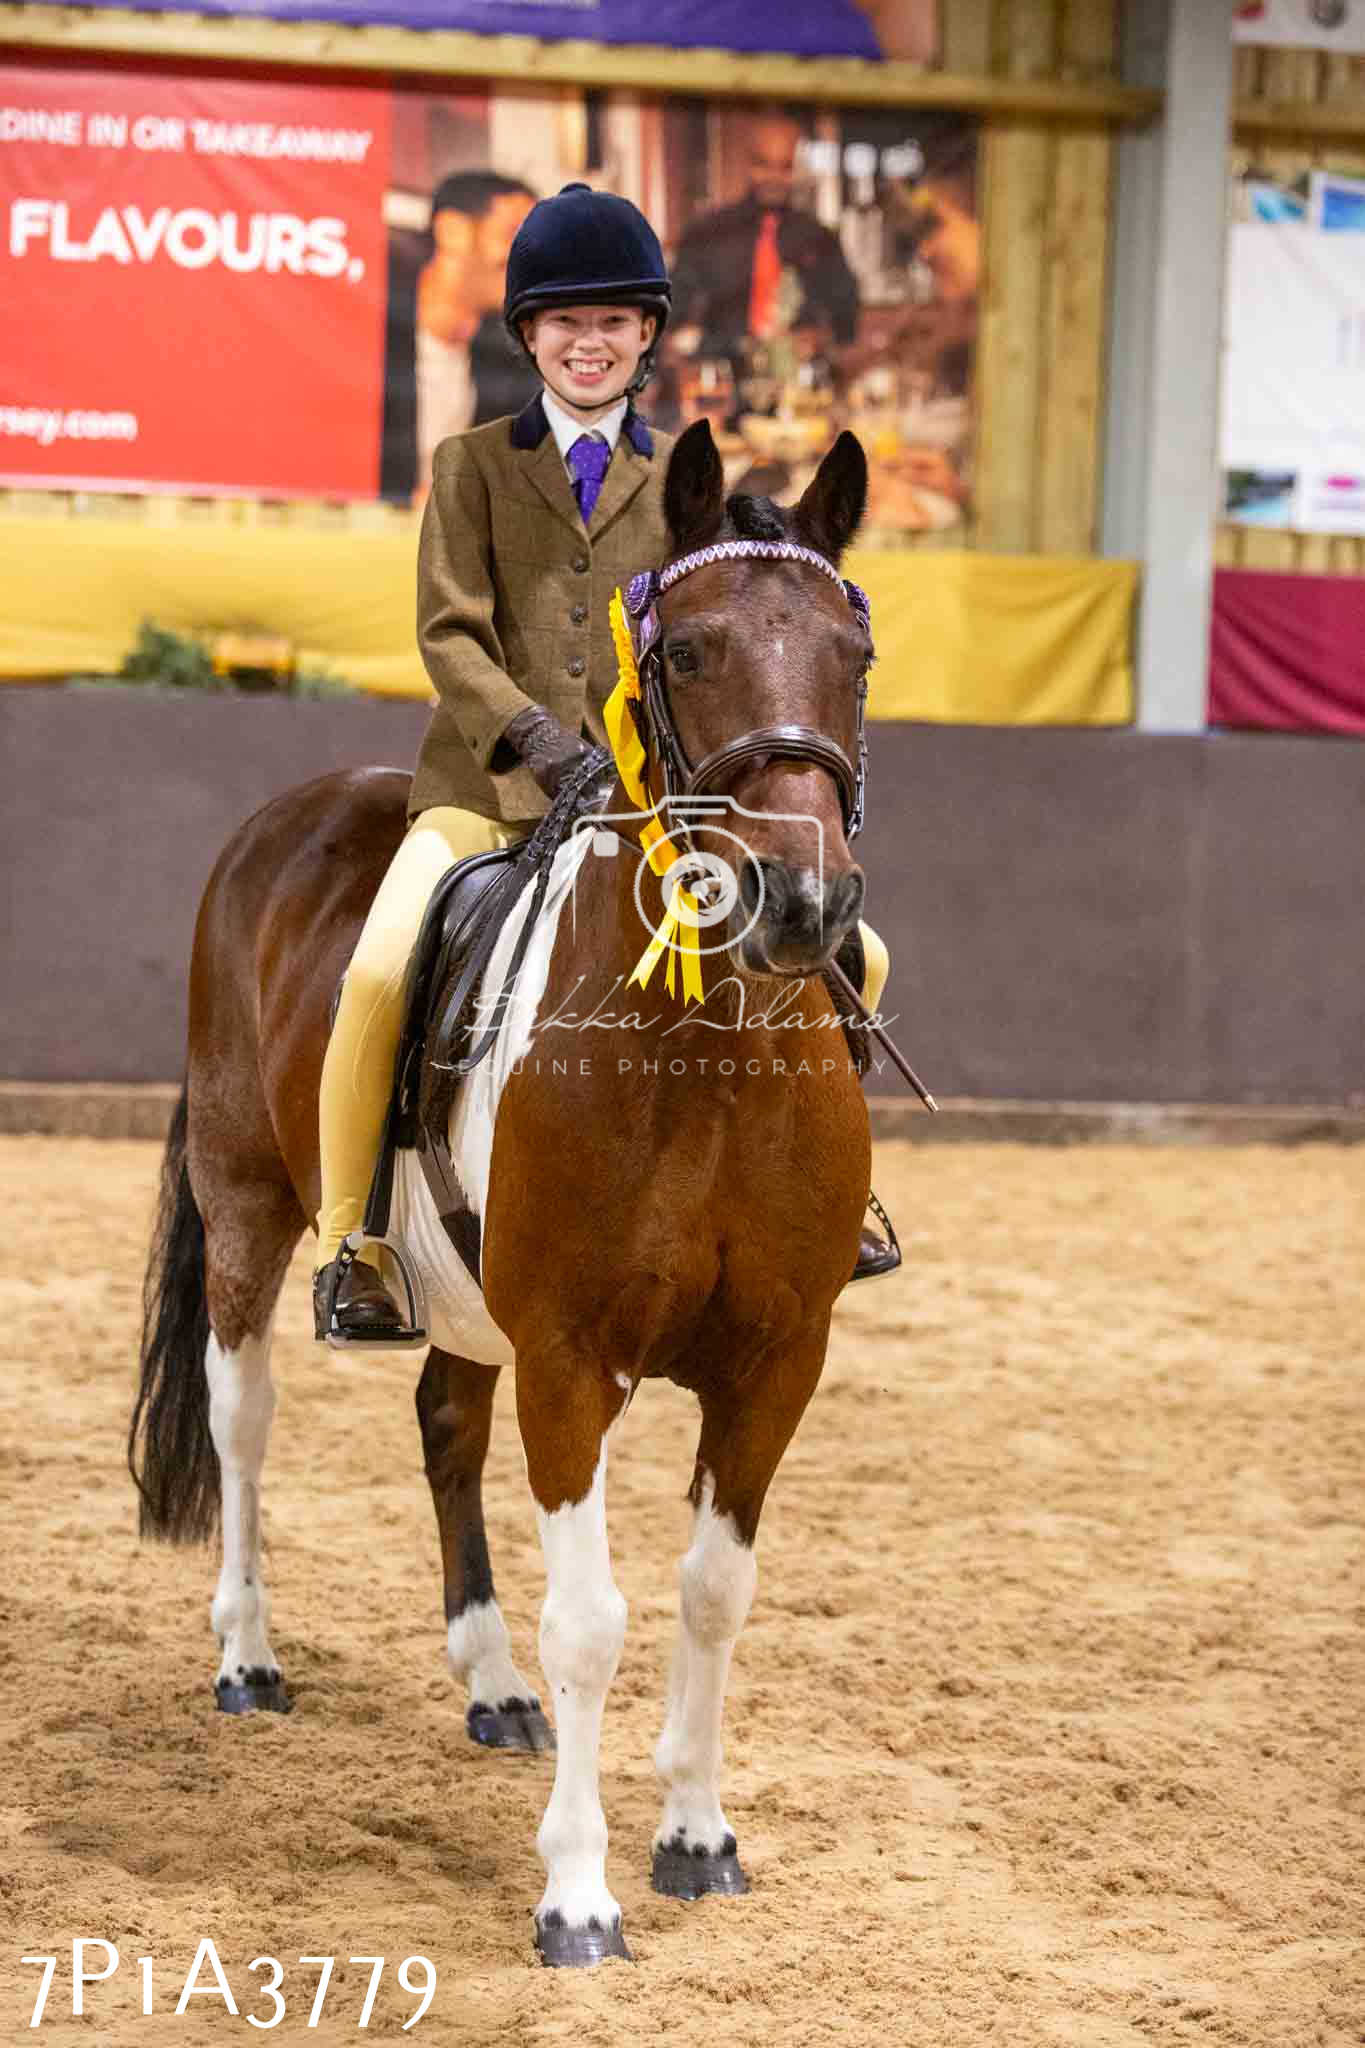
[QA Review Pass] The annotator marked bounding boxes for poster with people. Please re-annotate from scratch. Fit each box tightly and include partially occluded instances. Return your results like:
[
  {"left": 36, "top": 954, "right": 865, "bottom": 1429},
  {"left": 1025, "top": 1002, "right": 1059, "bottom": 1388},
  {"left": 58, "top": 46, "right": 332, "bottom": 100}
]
[
  {"left": 383, "top": 91, "right": 979, "bottom": 537},
  {"left": 1, "top": 62, "right": 979, "bottom": 541}
]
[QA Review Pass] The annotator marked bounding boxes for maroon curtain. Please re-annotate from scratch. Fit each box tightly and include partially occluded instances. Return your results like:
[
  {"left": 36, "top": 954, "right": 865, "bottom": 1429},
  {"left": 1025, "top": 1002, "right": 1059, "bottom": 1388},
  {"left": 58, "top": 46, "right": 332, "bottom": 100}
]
[{"left": 1209, "top": 567, "right": 1365, "bottom": 735}]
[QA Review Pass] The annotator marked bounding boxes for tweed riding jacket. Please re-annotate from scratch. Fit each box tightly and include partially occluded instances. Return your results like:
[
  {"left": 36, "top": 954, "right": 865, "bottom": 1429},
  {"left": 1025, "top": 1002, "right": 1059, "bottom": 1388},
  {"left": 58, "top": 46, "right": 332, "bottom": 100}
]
[{"left": 410, "top": 393, "right": 674, "bottom": 826}]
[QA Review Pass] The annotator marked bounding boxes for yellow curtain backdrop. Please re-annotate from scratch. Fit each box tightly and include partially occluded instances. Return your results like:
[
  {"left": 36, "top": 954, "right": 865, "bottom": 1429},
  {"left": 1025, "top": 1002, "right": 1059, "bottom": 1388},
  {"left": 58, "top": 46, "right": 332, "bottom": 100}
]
[
  {"left": 847, "top": 549, "right": 1136, "bottom": 725},
  {"left": 0, "top": 514, "right": 1135, "bottom": 723}
]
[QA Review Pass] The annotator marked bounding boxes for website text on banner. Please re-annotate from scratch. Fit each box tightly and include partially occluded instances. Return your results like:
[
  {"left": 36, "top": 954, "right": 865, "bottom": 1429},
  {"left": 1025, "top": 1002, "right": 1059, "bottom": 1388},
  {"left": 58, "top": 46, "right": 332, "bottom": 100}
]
[
  {"left": 28, "top": 0, "right": 937, "bottom": 59},
  {"left": 0, "top": 68, "right": 389, "bottom": 495},
  {"left": 1234, "top": 0, "right": 1365, "bottom": 50},
  {"left": 2, "top": 65, "right": 979, "bottom": 538}
]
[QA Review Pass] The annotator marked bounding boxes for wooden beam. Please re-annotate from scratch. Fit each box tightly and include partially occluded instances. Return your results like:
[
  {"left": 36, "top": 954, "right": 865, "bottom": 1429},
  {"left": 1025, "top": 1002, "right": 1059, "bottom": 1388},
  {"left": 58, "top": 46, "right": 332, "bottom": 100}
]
[
  {"left": 0, "top": 4, "right": 1161, "bottom": 120},
  {"left": 940, "top": 0, "right": 993, "bottom": 78},
  {"left": 1234, "top": 96, "right": 1365, "bottom": 142},
  {"left": 1038, "top": 0, "right": 1117, "bottom": 554},
  {"left": 973, "top": 0, "right": 1061, "bottom": 552}
]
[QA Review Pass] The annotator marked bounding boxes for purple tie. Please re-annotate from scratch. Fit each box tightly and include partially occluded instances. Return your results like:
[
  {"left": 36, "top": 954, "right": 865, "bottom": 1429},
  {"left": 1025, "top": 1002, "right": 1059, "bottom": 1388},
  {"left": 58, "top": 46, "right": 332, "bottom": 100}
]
[{"left": 568, "top": 432, "right": 611, "bottom": 523}]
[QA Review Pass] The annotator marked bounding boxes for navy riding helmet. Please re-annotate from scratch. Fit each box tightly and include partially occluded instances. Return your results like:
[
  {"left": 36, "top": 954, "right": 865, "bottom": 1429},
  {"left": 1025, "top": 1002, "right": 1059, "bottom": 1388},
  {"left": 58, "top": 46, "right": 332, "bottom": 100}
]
[{"left": 504, "top": 182, "right": 671, "bottom": 388}]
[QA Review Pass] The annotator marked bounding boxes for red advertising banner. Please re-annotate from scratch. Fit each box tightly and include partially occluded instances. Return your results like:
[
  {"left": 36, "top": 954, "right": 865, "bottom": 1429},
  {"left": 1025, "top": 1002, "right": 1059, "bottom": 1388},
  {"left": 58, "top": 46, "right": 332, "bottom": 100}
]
[
  {"left": 2, "top": 61, "right": 977, "bottom": 535},
  {"left": 0, "top": 66, "right": 390, "bottom": 494}
]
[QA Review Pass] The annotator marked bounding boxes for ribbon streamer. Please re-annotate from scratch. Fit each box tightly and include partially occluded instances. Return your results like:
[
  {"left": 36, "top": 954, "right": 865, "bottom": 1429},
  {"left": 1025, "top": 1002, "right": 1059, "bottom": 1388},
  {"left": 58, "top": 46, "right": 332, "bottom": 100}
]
[
  {"left": 626, "top": 880, "right": 705, "bottom": 1005},
  {"left": 605, "top": 587, "right": 706, "bottom": 1006}
]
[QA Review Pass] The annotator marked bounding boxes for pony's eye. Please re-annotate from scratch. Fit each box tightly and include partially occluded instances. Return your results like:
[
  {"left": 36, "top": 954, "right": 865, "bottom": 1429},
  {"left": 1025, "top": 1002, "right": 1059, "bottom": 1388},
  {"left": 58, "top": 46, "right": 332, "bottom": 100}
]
[{"left": 666, "top": 643, "right": 698, "bottom": 675}]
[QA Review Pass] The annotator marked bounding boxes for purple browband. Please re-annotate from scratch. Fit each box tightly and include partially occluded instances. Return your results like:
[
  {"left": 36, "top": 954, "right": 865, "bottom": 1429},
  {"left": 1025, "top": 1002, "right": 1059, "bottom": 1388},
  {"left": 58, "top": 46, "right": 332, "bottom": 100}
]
[
  {"left": 627, "top": 544, "right": 871, "bottom": 650},
  {"left": 658, "top": 539, "right": 846, "bottom": 594}
]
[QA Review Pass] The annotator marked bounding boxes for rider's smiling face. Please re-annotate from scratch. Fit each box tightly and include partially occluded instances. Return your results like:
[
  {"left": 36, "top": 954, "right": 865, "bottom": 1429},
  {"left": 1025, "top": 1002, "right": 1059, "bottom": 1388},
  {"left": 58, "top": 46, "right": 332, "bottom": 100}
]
[{"left": 520, "top": 303, "right": 656, "bottom": 421}]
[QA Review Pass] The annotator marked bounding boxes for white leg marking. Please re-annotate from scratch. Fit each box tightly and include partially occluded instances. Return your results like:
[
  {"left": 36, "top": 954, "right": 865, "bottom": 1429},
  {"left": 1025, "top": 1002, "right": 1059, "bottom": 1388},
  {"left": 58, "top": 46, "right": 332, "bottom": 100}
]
[
  {"left": 205, "top": 1326, "right": 279, "bottom": 1688},
  {"left": 446, "top": 1600, "right": 537, "bottom": 1710},
  {"left": 654, "top": 1473, "right": 757, "bottom": 1856},
  {"left": 534, "top": 1443, "right": 628, "bottom": 1932}
]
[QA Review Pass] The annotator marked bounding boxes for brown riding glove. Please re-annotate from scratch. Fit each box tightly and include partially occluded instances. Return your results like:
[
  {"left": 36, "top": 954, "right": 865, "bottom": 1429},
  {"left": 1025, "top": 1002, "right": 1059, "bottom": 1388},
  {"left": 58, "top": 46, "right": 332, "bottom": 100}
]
[{"left": 493, "top": 705, "right": 594, "bottom": 800}]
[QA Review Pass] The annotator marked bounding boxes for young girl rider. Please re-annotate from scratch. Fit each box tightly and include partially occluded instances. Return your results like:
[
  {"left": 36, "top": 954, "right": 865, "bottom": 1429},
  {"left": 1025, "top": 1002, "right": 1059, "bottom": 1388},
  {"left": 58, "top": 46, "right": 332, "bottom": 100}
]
[{"left": 314, "top": 183, "right": 895, "bottom": 1343}]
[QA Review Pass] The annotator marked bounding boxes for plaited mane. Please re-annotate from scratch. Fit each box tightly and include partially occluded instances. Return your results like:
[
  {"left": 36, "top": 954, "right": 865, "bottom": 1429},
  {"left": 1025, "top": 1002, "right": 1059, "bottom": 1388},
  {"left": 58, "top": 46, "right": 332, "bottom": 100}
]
[{"left": 724, "top": 493, "right": 788, "bottom": 543}]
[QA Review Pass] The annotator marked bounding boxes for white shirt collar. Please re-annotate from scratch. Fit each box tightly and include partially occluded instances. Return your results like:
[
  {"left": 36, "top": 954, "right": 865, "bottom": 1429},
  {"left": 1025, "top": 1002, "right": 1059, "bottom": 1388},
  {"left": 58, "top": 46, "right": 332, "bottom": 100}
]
[{"left": 542, "top": 387, "right": 628, "bottom": 465}]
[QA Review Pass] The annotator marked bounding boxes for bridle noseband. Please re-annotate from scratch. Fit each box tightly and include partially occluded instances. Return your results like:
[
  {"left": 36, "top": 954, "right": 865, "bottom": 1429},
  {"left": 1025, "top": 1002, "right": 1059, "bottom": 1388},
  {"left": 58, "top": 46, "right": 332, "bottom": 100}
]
[{"left": 622, "top": 539, "right": 872, "bottom": 845}]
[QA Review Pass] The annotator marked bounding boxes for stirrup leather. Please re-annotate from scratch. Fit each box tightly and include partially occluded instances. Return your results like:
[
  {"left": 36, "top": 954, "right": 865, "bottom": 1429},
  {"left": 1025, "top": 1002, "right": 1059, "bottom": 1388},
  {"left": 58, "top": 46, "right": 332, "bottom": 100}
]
[{"left": 316, "top": 1231, "right": 428, "bottom": 1349}]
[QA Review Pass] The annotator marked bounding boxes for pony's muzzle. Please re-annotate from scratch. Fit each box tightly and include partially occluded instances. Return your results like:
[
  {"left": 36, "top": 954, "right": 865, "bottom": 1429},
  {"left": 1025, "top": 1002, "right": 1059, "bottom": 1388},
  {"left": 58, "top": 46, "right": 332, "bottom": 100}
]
[{"left": 736, "top": 858, "right": 865, "bottom": 976}]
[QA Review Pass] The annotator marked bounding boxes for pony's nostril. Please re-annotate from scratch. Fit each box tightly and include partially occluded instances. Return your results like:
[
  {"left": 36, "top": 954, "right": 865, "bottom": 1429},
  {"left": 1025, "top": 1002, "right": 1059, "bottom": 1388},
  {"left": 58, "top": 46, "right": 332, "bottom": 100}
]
[
  {"left": 827, "top": 868, "right": 865, "bottom": 933},
  {"left": 738, "top": 859, "right": 766, "bottom": 918},
  {"left": 740, "top": 856, "right": 785, "bottom": 921}
]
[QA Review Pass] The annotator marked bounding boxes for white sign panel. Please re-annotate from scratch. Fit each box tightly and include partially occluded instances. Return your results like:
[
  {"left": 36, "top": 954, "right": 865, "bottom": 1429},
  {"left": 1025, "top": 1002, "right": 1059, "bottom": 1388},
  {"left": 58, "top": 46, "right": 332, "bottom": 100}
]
[
  {"left": 1221, "top": 177, "right": 1365, "bottom": 533},
  {"left": 1234, "top": 0, "right": 1365, "bottom": 49}
]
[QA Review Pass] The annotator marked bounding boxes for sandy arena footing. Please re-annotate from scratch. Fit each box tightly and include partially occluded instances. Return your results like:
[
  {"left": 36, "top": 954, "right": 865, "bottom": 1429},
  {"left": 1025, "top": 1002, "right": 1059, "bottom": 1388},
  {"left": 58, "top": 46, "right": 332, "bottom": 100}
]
[{"left": 1, "top": 1133, "right": 1360, "bottom": 2043}]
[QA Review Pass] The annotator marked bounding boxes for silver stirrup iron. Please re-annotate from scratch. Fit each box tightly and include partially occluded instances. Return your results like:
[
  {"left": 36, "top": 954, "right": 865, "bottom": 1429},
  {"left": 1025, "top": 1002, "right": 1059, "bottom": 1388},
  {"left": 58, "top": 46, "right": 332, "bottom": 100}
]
[{"left": 320, "top": 1230, "right": 429, "bottom": 1349}]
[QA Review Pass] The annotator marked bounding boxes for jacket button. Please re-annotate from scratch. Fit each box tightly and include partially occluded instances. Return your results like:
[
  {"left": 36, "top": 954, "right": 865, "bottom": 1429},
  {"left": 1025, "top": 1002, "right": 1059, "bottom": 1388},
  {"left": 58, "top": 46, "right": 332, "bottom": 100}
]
[
  {"left": 571, "top": 603, "right": 588, "bottom": 624},
  {"left": 567, "top": 655, "right": 586, "bottom": 677},
  {"left": 573, "top": 553, "right": 589, "bottom": 574}
]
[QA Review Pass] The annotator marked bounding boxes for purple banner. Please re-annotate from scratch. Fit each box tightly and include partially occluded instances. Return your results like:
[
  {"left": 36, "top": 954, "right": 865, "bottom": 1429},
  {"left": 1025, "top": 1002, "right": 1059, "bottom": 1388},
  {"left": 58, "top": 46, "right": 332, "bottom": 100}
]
[{"left": 61, "top": 0, "right": 938, "bottom": 60}]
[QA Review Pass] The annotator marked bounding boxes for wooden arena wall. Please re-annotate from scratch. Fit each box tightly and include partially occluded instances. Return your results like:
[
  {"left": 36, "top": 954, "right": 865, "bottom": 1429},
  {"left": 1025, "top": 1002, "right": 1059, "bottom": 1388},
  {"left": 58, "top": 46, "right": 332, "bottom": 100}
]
[
  {"left": 947, "top": 0, "right": 1119, "bottom": 558},
  {"left": 0, "top": 0, "right": 1135, "bottom": 565},
  {"left": 11, "top": 6, "right": 1365, "bottom": 579}
]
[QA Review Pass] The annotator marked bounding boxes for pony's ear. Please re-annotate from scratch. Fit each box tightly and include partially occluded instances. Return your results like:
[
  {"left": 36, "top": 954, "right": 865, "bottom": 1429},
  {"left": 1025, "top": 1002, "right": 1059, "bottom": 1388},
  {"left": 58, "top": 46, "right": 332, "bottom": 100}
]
[
  {"left": 793, "top": 431, "right": 868, "bottom": 563},
  {"left": 664, "top": 419, "right": 726, "bottom": 555}
]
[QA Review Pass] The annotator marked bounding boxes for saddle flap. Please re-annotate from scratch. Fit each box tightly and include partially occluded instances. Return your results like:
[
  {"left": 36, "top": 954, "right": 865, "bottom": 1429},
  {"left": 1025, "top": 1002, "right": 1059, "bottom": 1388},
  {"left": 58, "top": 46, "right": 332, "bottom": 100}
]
[{"left": 359, "top": 843, "right": 520, "bottom": 1248}]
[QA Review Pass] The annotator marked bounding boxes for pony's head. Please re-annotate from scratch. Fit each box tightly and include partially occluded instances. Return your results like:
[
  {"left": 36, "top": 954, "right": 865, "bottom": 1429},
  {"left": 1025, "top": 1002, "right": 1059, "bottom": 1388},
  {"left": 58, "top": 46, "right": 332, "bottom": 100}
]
[{"left": 643, "top": 419, "right": 870, "bottom": 979}]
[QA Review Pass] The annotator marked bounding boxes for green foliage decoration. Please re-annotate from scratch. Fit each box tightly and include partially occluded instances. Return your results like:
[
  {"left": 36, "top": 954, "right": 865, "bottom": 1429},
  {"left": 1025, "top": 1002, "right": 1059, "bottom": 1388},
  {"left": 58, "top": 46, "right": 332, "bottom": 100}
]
[{"left": 67, "top": 620, "right": 356, "bottom": 698}]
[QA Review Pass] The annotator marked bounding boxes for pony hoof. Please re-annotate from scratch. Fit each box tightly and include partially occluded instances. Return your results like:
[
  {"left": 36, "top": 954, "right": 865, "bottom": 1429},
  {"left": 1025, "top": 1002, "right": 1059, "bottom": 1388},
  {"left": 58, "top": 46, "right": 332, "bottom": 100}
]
[
  {"left": 466, "top": 1700, "right": 556, "bottom": 1753},
  {"left": 216, "top": 1671, "right": 292, "bottom": 1716},
  {"left": 651, "top": 1838, "right": 749, "bottom": 1900},
  {"left": 534, "top": 1912, "right": 632, "bottom": 1968}
]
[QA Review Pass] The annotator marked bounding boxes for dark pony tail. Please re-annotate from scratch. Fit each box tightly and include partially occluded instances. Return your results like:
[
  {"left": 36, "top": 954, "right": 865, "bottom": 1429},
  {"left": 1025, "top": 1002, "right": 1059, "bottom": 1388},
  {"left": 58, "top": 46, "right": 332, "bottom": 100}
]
[{"left": 127, "top": 1084, "right": 220, "bottom": 1543}]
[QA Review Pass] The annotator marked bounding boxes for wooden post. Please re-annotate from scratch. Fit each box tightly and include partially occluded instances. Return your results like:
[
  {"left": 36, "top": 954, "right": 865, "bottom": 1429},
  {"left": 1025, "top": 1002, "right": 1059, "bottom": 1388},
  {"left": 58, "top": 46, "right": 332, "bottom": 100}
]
[
  {"left": 973, "top": 0, "right": 1060, "bottom": 552},
  {"left": 1100, "top": 0, "right": 1166, "bottom": 568},
  {"left": 1037, "top": 1, "right": 1118, "bottom": 555}
]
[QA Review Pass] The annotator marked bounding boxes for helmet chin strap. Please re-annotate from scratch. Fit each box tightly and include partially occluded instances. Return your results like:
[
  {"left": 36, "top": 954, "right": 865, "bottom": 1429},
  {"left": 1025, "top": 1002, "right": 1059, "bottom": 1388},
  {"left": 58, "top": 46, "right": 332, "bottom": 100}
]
[{"left": 625, "top": 347, "right": 658, "bottom": 396}]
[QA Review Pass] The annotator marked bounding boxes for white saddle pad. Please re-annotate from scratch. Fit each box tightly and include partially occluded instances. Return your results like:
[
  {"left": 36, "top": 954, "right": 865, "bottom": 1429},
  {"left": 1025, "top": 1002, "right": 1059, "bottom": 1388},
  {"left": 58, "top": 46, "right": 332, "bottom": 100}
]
[{"left": 388, "top": 826, "right": 596, "bottom": 1365}]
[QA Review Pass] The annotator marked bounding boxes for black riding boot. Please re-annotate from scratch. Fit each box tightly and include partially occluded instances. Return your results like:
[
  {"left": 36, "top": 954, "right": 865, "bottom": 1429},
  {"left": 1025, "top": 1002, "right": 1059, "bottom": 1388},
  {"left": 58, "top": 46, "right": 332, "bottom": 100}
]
[
  {"left": 828, "top": 930, "right": 902, "bottom": 1285},
  {"left": 313, "top": 1247, "right": 422, "bottom": 1345}
]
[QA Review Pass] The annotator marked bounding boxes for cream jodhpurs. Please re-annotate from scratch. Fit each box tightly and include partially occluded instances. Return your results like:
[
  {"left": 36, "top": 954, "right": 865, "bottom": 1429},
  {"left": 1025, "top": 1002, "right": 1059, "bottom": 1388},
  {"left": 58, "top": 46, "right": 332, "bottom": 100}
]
[{"left": 315, "top": 805, "right": 891, "bottom": 1270}]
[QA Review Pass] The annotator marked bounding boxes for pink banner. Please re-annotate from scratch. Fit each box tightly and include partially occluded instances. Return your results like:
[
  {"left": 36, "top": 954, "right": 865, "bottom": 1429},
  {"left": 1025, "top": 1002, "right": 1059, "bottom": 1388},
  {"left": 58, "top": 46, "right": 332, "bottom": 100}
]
[{"left": 1209, "top": 568, "right": 1365, "bottom": 734}]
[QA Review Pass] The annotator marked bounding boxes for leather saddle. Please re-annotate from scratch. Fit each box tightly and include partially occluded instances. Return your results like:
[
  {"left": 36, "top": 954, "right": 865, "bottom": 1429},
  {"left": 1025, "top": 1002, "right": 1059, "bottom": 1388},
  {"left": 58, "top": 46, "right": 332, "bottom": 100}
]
[
  {"left": 352, "top": 839, "right": 523, "bottom": 1291},
  {"left": 345, "top": 752, "right": 619, "bottom": 1292}
]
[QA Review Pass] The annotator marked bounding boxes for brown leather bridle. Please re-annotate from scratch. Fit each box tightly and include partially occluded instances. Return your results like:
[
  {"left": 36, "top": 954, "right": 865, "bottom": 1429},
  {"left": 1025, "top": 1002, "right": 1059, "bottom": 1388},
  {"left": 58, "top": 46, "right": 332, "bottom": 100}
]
[
  {"left": 622, "top": 541, "right": 872, "bottom": 845},
  {"left": 616, "top": 544, "right": 936, "bottom": 1111}
]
